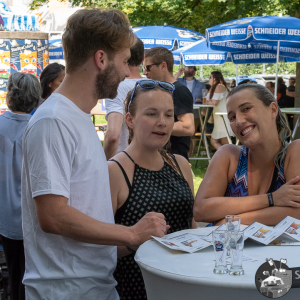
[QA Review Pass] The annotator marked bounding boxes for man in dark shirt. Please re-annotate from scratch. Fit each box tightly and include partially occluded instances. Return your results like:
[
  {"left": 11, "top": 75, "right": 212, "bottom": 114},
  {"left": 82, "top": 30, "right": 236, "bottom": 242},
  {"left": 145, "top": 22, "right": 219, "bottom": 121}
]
[{"left": 143, "top": 47, "right": 194, "bottom": 160}]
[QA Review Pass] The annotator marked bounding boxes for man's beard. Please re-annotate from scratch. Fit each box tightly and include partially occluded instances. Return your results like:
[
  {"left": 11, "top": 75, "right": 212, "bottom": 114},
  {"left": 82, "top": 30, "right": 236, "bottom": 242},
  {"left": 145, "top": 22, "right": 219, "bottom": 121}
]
[
  {"left": 184, "top": 70, "right": 194, "bottom": 77},
  {"left": 94, "top": 62, "right": 124, "bottom": 99}
]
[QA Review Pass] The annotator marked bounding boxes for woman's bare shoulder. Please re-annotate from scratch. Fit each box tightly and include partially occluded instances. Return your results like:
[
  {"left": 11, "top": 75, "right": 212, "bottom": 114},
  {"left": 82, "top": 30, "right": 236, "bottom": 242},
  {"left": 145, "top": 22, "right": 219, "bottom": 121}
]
[
  {"left": 215, "top": 84, "right": 227, "bottom": 93},
  {"left": 285, "top": 140, "right": 300, "bottom": 168}
]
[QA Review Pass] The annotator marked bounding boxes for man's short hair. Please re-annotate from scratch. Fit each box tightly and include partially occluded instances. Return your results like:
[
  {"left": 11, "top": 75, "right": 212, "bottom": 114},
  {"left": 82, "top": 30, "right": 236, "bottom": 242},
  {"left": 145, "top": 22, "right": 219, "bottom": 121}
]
[
  {"left": 128, "top": 38, "right": 144, "bottom": 67},
  {"left": 266, "top": 81, "right": 275, "bottom": 88},
  {"left": 62, "top": 8, "right": 136, "bottom": 73},
  {"left": 289, "top": 77, "right": 296, "bottom": 84},
  {"left": 145, "top": 47, "right": 174, "bottom": 73}
]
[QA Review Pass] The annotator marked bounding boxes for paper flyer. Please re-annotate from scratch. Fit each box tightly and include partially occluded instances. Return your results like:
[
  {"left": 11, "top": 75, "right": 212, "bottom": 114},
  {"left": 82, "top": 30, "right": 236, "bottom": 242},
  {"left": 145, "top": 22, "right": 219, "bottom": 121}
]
[
  {"left": 0, "top": 39, "right": 10, "bottom": 79},
  {"left": 152, "top": 232, "right": 211, "bottom": 253},
  {"left": 274, "top": 216, "right": 300, "bottom": 241},
  {"left": 243, "top": 222, "right": 285, "bottom": 245}
]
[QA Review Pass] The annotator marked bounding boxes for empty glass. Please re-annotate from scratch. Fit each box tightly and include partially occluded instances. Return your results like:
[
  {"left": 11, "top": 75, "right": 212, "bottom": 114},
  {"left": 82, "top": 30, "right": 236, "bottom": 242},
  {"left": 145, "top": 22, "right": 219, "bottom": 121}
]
[
  {"left": 225, "top": 215, "right": 241, "bottom": 231},
  {"left": 225, "top": 215, "right": 241, "bottom": 256},
  {"left": 228, "top": 231, "right": 245, "bottom": 275},
  {"left": 212, "top": 230, "right": 228, "bottom": 274}
]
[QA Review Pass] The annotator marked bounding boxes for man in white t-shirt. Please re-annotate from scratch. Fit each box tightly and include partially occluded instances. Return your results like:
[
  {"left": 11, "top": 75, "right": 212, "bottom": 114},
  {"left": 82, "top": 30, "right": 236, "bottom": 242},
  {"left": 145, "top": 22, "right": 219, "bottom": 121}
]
[
  {"left": 104, "top": 38, "right": 145, "bottom": 160},
  {"left": 21, "top": 9, "right": 168, "bottom": 300}
]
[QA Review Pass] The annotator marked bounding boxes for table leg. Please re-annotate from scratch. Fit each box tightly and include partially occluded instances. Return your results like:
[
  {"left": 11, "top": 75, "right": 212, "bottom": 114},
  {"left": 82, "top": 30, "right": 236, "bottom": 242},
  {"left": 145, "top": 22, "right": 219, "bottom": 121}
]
[
  {"left": 220, "top": 115, "right": 232, "bottom": 144},
  {"left": 193, "top": 107, "right": 211, "bottom": 167},
  {"left": 291, "top": 115, "right": 300, "bottom": 141}
]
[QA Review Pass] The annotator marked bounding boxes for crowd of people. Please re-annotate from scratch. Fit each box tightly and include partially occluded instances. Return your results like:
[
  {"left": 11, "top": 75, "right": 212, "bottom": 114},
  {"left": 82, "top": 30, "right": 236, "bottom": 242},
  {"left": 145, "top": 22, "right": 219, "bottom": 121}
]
[{"left": 0, "top": 7, "right": 300, "bottom": 300}]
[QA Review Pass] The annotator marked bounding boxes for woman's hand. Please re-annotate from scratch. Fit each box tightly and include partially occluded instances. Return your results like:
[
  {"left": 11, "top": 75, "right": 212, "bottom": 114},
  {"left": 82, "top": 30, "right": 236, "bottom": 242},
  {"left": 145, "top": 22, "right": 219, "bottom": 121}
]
[{"left": 272, "top": 176, "right": 300, "bottom": 208}]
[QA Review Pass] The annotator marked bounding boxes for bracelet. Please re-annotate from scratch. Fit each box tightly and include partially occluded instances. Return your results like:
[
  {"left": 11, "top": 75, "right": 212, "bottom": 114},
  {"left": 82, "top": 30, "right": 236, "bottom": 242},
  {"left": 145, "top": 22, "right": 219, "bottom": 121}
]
[
  {"left": 267, "top": 193, "right": 274, "bottom": 207},
  {"left": 127, "top": 246, "right": 136, "bottom": 254}
]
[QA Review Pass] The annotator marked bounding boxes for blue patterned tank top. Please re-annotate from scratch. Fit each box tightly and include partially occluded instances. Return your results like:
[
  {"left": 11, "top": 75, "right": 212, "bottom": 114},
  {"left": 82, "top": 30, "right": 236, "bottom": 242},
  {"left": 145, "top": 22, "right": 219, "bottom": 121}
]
[{"left": 225, "top": 146, "right": 286, "bottom": 197}]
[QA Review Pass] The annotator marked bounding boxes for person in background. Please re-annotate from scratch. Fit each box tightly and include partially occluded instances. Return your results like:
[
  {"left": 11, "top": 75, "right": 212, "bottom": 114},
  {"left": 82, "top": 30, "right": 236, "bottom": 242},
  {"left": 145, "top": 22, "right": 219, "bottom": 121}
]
[
  {"left": 206, "top": 71, "right": 233, "bottom": 150},
  {"left": 0, "top": 73, "right": 41, "bottom": 300},
  {"left": 108, "top": 81, "right": 196, "bottom": 300},
  {"left": 21, "top": 9, "right": 167, "bottom": 299},
  {"left": 289, "top": 77, "right": 295, "bottom": 87},
  {"left": 287, "top": 85, "right": 295, "bottom": 98},
  {"left": 194, "top": 84, "right": 300, "bottom": 226},
  {"left": 238, "top": 79, "right": 251, "bottom": 85},
  {"left": 104, "top": 38, "right": 145, "bottom": 160},
  {"left": 30, "top": 63, "right": 65, "bottom": 115},
  {"left": 278, "top": 83, "right": 294, "bottom": 130},
  {"left": 229, "top": 79, "right": 236, "bottom": 91},
  {"left": 143, "top": 47, "right": 194, "bottom": 160},
  {"left": 265, "top": 81, "right": 275, "bottom": 94},
  {"left": 175, "top": 66, "right": 206, "bottom": 103},
  {"left": 40, "top": 63, "right": 65, "bottom": 101}
]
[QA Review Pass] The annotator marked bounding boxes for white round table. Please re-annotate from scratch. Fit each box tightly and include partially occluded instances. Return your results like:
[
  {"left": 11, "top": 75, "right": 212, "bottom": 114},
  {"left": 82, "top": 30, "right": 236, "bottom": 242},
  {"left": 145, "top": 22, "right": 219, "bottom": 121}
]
[{"left": 135, "top": 228, "right": 300, "bottom": 300}]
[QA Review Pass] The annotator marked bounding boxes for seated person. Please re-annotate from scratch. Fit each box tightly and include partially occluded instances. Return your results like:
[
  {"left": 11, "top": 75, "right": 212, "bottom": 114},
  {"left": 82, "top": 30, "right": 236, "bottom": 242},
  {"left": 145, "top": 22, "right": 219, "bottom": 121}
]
[
  {"left": 194, "top": 84, "right": 300, "bottom": 226},
  {"left": 287, "top": 85, "right": 295, "bottom": 98},
  {"left": 108, "top": 80, "right": 196, "bottom": 300},
  {"left": 278, "top": 83, "right": 294, "bottom": 108}
]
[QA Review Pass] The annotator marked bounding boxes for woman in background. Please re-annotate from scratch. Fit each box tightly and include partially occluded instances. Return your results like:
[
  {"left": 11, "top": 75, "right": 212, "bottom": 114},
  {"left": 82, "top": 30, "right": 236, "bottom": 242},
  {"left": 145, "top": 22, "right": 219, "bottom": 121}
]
[
  {"left": 206, "top": 71, "right": 233, "bottom": 150},
  {"left": 0, "top": 73, "right": 41, "bottom": 300},
  {"left": 40, "top": 63, "right": 65, "bottom": 101}
]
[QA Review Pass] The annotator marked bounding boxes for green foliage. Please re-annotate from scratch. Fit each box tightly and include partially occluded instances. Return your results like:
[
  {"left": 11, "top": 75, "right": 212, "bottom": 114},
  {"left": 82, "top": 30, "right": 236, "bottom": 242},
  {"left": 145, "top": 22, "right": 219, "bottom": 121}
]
[
  {"left": 173, "top": 62, "right": 296, "bottom": 79},
  {"left": 29, "top": 0, "right": 300, "bottom": 34}
]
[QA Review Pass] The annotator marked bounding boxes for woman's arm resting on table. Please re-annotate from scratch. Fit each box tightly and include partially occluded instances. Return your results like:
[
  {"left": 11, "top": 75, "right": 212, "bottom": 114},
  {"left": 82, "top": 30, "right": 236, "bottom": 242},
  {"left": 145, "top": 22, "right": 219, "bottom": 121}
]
[{"left": 193, "top": 145, "right": 300, "bottom": 223}]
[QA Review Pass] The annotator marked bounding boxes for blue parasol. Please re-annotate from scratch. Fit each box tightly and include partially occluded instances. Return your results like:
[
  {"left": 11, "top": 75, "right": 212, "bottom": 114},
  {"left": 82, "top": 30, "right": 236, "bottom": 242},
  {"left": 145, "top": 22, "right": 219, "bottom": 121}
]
[
  {"left": 133, "top": 25, "right": 204, "bottom": 50},
  {"left": 49, "top": 39, "right": 64, "bottom": 60},
  {"left": 206, "top": 16, "right": 300, "bottom": 95}
]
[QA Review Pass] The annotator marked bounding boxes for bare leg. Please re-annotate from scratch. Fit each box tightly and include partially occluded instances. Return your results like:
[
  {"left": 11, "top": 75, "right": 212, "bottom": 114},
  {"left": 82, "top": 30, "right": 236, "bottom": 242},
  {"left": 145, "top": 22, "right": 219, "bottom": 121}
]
[
  {"left": 220, "top": 137, "right": 229, "bottom": 146},
  {"left": 210, "top": 137, "right": 223, "bottom": 150}
]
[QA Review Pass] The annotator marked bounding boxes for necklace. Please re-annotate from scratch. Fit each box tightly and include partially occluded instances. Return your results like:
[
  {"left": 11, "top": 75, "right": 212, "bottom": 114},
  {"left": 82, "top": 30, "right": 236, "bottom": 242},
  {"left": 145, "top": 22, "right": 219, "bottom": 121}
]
[{"left": 248, "top": 150, "right": 275, "bottom": 196}]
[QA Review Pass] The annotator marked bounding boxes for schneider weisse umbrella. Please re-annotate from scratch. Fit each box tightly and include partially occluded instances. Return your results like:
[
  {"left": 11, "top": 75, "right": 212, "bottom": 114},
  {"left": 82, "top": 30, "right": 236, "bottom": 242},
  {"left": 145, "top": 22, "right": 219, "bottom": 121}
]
[
  {"left": 133, "top": 25, "right": 204, "bottom": 50},
  {"left": 206, "top": 16, "right": 300, "bottom": 95}
]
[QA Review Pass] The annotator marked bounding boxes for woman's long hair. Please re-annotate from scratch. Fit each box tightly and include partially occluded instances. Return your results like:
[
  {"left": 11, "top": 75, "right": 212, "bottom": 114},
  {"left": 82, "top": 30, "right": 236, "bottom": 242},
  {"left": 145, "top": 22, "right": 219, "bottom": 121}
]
[
  {"left": 209, "top": 71, "right": 228, "bottom": 99},
  {"left": 124, "top": 83, "right": 180, "bottom": 173},
  {"left": 40, "top": 63, "right": 65, "bottom": 100},
  {"left": 227, "top": 84, "right": 291, "bottom": 168}
]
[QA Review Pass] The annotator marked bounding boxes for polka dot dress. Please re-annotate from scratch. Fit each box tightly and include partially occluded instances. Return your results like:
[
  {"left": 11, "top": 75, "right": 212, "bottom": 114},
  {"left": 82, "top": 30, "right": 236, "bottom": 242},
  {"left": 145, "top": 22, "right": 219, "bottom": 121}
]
[{"left": 111, "top": 152, "right": 194, "bottom": 300}]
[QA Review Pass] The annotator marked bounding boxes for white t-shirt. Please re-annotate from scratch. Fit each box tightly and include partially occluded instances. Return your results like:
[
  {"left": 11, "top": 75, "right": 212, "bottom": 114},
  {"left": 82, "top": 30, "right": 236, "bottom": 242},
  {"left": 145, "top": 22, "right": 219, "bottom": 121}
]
[
  {"left": 186, "top": 79, "right": 194, "bottom": 93},
  {"left": 105, "top": 78, "right": 143, "bottom": 154},
  {"left": 21, "top": 93, "right": 118, "bottom": 300}
]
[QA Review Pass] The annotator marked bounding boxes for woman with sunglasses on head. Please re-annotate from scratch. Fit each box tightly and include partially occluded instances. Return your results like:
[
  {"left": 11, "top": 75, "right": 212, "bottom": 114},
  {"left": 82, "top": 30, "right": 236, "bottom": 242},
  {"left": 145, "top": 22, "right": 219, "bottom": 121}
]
[
  {"left": 194, "top": 84, "right": 300, "bottom": 227},
  {"left": 206, "top": 71, "right": 234, "bottom": 150},
  {"left": 108, "top": 80, "right": 196, "bottom": 300}
]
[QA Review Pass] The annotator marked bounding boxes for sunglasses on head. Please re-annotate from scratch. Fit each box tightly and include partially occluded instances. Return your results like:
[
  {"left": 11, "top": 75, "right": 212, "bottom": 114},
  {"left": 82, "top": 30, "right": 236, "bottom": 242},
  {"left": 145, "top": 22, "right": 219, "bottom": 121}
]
[
  {"left": 143, "top": 63, "right": 162, "bottom": 72},
  {"left": 128, "top": 80, "right": 175, "bottom": 110}
]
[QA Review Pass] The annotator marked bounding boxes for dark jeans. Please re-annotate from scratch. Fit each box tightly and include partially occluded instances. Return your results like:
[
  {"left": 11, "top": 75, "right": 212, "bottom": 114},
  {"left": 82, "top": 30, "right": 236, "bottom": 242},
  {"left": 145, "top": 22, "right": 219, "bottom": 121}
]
[{"left": 0, "top": 235, "right": 25, "bottom": 300}]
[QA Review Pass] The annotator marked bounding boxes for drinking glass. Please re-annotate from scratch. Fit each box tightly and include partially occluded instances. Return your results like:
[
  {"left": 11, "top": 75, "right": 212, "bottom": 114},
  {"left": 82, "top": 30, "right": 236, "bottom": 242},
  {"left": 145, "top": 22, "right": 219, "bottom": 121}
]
[
  {"left": 228, "top": 231, "right": 245, "bottom": 275},
  {"left": 212, "top": 230, "right": 228, "bottom": 274},
  {"left": 225, "top": 215, "right": 241, "bottom": 231},
  {"left": 202, "top": 89, "right": 207, "bottom": 104},
  {"left": 225, "top": 215, "right": 241, "bottom": 256}
]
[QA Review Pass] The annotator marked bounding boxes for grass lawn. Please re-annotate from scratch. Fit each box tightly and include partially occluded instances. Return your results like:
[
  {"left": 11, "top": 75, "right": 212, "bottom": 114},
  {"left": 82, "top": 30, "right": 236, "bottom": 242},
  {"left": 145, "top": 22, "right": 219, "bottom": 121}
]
[{"left": 191, "top": 159, "right": 209, "bottom": 195}]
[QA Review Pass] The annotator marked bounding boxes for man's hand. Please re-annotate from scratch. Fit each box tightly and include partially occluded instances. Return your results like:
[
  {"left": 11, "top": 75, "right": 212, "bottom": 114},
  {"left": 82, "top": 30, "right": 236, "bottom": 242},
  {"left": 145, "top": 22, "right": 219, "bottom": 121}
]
[
  {"left": 174, "top": 68, "right": 185, "bottom": 80},
  {"left": 129, "top": 212, "right": 170, "bottom": 247}
]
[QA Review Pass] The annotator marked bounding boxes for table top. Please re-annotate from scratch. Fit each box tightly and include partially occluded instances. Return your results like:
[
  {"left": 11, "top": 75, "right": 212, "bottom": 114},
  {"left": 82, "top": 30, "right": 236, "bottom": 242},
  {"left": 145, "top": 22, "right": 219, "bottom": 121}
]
[
  {"left": 135, "top": 228, "right": 300, "bottom": 289},
  {"left": 193, "top": 104, "right": 214, "bottom": 109},
  {"left": 280, "top": 107, "right": 300, "bottom": 114},
  {"left": 215, "top": 112, "right": 227, "bottom": 116}
]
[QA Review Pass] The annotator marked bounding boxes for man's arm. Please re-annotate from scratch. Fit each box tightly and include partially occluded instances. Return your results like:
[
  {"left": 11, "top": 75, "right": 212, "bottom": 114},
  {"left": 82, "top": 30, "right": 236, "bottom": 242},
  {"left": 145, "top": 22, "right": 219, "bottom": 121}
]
[
  {"left": 35, "top": 194, "right": 168, "bottom": 247},
  {"left": 172, "top": 113, "right": 195, "bottom": 136},
  {"left": 174, "top": 68, "right": 184, "bottom": 80},
  {"left": 103, "top": 112, "right": 124, "bottom": 160}
]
